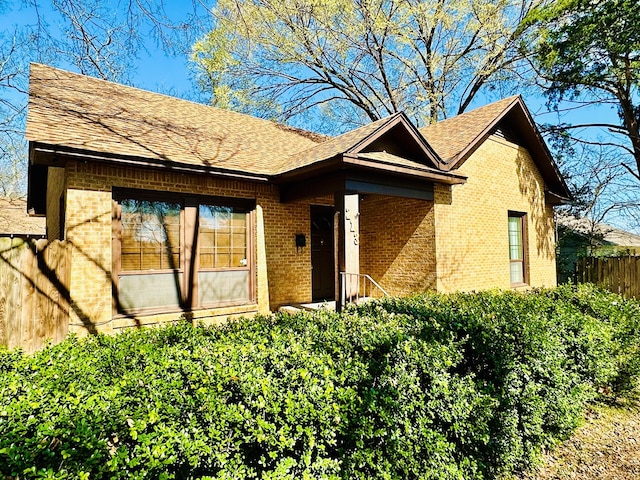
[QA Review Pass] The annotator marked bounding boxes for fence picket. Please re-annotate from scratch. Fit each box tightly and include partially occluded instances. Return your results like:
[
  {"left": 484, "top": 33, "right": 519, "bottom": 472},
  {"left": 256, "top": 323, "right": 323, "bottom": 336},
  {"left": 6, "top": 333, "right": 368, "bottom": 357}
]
[
  {"left": 0, "top": 238, "right": 70, "bottom": 352},
  {"left": 576, "top": 256, "right": 640, "bottom": 299}
]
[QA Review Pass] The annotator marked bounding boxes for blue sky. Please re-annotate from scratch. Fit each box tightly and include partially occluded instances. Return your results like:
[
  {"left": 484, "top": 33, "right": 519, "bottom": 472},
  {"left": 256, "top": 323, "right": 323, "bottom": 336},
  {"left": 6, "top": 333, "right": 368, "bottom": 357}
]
[
  {"left": 1, "top": 0, "right": 205, "bottom": 95},
  {"left": 1, "top": 0, "right": 622, "bottom": 132}
]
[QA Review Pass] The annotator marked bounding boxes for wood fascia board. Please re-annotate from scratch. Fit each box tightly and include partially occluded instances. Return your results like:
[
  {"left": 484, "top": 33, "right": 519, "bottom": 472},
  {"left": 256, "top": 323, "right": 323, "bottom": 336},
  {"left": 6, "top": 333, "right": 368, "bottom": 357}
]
[
  {"left": 344, "top": 178, "right": 433, "bottom": 200},
  {"left": 280, "top": 172, "right": 347, "bottom": 202},
  {"left": 347, "top": 112, "right": 443, "bottom": 168},
  {"left": 271, "top": 155, "right": 345, "bottom": 183},
  {"left": 342, "top": 154, "right": 466, "bottom": 184},
  {"left": 546, "top": 190, "right": 572, "bottom": 205},
  {"left": 280, "top": 170, "right": 436, "bottom": 203},
  {"left": 502, "top": 100, "right": 572, "bottom": 199},
  {"left": 29, "top": 142, "right": 271, "bottom": 182},
  {"left": 446, "top": 97, "right": 571, "bottom": 200},
  {"left": 345, "top": 113, "right": 402, "bottom": 154},
  {"left": 515, "top": 102, "right": 572, "bottom": 200}
]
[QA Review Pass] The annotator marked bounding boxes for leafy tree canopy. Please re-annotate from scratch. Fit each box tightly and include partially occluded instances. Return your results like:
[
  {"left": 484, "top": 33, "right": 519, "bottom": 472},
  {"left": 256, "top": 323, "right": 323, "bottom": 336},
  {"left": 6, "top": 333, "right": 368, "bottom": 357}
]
[
  {"left": 526, "top": 0, "right": 640, "bottom": 178},
  {"left": 192, "top": 0, "right": 549, "bottom": 133}
]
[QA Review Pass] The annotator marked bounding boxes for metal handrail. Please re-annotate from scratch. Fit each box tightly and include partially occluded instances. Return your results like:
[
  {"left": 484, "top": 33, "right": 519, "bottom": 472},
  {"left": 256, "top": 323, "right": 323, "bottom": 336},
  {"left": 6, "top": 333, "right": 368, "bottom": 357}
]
[{"left": 340, "top": 272, "right": 389, "bottom": 307}]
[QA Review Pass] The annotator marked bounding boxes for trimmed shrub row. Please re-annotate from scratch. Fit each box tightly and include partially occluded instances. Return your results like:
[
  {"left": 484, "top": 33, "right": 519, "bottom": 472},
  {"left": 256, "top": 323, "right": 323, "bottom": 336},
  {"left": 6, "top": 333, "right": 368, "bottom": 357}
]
[{"left": 0, "top": 283, "right": 638, "bottom": 479}]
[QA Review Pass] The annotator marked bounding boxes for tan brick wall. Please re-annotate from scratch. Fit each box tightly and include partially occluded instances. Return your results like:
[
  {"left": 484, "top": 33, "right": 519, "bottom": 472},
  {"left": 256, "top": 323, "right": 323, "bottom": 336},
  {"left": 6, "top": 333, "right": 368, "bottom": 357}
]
[
  {"left": 62, "top": 161, "right": 325, "bottom": 334},
  {"left": 434, "top": 135, "right": 557, "bottom": 292},
  {"left": 360, "top": 195, "right": 436, "bottom": 296},
  {"left": 58, "top": 133, "right": 555, "bottom": 334}
]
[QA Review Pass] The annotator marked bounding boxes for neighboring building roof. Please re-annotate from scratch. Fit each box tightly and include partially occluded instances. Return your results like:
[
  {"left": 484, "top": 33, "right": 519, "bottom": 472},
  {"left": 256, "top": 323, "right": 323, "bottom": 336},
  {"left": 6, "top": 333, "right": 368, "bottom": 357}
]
[
  {"left": 420, "top": 96, "right": 571, "bottom": 201},
  {"left": 557, "top": 213, "right": 640, "bottom": 247},
  {"left": 0, "top": 197, "right": 46, "bottom": 237},
  {"left": 26, "top": 63, "right": 322, "bottom": 179}
]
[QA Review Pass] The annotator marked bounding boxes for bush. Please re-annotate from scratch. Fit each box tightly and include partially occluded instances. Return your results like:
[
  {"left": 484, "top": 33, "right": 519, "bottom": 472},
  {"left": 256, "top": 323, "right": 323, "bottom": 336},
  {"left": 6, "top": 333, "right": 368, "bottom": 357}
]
[{"left": 0, "top": 284, "right": 638, "bottom": 479}]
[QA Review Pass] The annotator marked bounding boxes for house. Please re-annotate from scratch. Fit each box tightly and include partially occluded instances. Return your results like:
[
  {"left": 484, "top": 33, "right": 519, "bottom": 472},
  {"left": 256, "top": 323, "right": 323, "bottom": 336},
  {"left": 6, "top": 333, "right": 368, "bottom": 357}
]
[
  {"left": 0, "top": 197, "right": 46, "bottom": 239},
  {"left": 25, "top": 63, "right": 570, "bottom": 336},
  {"left": 556, "top": 213, "right": 640, "bottom": 283}
]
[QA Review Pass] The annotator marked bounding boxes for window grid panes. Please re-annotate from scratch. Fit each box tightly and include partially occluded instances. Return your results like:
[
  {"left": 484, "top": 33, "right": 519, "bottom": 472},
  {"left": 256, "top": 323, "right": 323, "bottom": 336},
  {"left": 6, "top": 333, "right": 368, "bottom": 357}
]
[
  {"left": 198, "top": 206, "right": 247, "bottom": 269},
  {"left": 115, "top": 192, "right": 253, "bottom": 313},
  {"left": 508, "top": 214, "right": 525, "bottom": 285},
  {"left": 120, "top": 199, "right": 181, "bottom": 272}
]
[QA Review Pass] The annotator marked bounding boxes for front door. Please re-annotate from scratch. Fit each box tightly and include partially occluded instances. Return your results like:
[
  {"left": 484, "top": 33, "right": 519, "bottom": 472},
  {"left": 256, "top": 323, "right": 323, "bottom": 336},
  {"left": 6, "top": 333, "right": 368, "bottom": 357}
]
[{"left": 311, "top": 205, "right": 335, "bottom": 301}]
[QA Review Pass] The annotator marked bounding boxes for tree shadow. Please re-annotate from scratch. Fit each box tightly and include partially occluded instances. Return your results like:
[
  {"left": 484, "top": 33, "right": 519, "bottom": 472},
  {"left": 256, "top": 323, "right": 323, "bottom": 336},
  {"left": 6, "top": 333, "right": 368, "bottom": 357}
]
[
  {"left": 515, "top": 148, "right": 557, "bottom": 261},
  {"left": 359, "top": 194, "right": 437, "bottom": 295}
]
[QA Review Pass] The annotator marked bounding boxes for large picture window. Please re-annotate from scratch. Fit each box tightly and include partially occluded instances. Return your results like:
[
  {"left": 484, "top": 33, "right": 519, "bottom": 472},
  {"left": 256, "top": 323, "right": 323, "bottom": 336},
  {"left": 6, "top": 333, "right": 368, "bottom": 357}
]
[
  {"left": 113, "top": 190, "right": 254, "bottom": 314},
  {"left": 508, "top": 211, "right": 528, "bottom": 286}
]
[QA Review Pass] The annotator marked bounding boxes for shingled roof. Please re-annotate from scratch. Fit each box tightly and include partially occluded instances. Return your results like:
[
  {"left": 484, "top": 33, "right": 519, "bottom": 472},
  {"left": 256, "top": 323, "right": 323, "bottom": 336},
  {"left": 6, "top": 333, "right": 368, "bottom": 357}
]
[
  {"left": 0, "top": 197, "right": 46, "bottom": 237},
  {"left": 420, "top": 96, "right": 571, "bottom": 200},
  {"left": 420, "top": 97, "right": 518, "bottom": 163},
  {"left": 25, "top": 64, "right": 568, "bottom": 200},
  {"left": 26, "top": 63, "right": 322, "bottom": 178},
  {"left": 275, "top": 112, "right": 456, "bottom": 182}
]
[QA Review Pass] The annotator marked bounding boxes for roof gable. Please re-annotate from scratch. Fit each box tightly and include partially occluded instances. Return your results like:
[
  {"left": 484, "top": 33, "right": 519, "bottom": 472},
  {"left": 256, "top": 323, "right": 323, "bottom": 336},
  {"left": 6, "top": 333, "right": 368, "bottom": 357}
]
[
  {"left": 420, "top": 95, "right": 571, "bottom": 201},
  {"left": 276, "top": 112, "right": 444, "bottom": 177}
]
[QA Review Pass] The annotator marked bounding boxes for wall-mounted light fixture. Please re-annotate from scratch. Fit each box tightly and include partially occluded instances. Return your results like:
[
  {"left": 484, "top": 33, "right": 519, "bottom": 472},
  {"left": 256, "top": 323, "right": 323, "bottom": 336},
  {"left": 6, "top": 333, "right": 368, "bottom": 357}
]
[{"left": 295, "top": 233, "right": 307, "bottom": 251}]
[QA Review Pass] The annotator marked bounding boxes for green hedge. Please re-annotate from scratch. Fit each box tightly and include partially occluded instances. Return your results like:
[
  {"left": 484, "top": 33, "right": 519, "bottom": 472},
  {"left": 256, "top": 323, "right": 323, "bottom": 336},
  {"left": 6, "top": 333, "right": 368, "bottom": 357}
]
[{"left": 0, "top": 284, "right": 638, "bottom": 479}]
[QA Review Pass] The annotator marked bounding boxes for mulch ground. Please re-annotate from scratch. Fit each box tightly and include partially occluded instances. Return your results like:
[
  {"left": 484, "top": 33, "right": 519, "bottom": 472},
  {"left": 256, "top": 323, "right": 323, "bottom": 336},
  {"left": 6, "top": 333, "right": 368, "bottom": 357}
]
[{"left": 523, "top": 395, "right": 640, "bottom": 480}]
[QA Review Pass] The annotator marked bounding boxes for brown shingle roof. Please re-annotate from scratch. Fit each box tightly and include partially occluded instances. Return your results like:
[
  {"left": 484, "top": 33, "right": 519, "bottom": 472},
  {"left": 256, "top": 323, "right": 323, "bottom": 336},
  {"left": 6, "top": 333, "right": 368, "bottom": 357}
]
[
  {"left": 276, "top": 112, "right": 446, "bottom": 175},
  {"left": 25, "top": 64, "right": 568, "bottom": 199},
  {"left": 0, "top": 197, "right": 46, "bottom": 237},
  {"left": 420, "top": 96, "right": 571, "bottom": 200},
  {"left": 276, "top": 113, "right": 402, "bottom": 173},
  {"left": 420, "top": 96, "right": 518, "bottom": 163},
  {"left": 26, "top": 63, "right": 322, "bottom": 177},
  {"left": 557, "top": 213, "right": 640, "bottom": 247}
]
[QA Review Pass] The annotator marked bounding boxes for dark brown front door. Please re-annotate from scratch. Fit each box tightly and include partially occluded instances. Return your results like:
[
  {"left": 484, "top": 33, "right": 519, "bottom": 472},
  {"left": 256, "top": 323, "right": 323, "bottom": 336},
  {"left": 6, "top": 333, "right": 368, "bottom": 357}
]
[{"left": 311, "top": 205, "right": 335, "bottom": 301}]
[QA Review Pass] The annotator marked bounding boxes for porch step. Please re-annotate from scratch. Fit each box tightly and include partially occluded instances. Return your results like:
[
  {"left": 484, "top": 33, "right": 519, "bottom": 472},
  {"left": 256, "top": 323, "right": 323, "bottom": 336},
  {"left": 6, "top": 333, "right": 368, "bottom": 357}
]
[
  {"left": 279, "top": 301, "right": 336, "bottom": 314},
  {"left": 279, "top": 298, "right": 376, "bottom": 314}
]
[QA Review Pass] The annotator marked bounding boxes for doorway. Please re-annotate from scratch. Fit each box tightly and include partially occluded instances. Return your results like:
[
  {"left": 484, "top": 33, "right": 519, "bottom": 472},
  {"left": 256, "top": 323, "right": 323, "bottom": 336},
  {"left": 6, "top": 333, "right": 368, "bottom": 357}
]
[{"left": 310, "top": 205, "right": 335, "bottom": 301}]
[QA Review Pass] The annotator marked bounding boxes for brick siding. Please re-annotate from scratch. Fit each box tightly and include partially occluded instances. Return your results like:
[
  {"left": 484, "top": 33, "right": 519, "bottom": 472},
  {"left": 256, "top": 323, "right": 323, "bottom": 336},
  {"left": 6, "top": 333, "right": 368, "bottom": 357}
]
[
  {"left": 63, "top": 161, "right": 327, "bottom": 334},
  {"left": 434, "top": 135, "right": 557, "bottom": 292},
  {"left": 59, "top": 133, "right": 556, "bottom": 335},
  {"left": 360, "top": 195, "right": 437, "bottom": 295}
]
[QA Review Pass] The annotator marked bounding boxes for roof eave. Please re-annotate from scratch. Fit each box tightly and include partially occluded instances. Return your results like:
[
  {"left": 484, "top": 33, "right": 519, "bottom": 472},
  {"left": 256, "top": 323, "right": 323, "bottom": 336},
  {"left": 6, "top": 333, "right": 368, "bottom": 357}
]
[
  {"left": 343, "top": 154, "right": 466, "bottom": 185},
  {"left": 445, "top": 96, "right": 521, "bottom": 171},
  {"left": 347, "top": 112, "right": 445, "bottom": 169},
  {"left": 446, "top": 96, "right": 572, "bottom": 200},
  {"left": 29, "top": 142, "right": 272, "bottom": 182},
  {"left": 546, "top": 190, "right": 572, "bottom": 206}
]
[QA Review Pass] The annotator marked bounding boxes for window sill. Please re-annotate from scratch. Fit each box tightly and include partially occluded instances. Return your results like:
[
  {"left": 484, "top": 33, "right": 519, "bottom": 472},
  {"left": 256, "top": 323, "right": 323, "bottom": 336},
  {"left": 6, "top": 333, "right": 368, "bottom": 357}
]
[{"left": 112, "top": 303, "right": 261, "bottom": 330}]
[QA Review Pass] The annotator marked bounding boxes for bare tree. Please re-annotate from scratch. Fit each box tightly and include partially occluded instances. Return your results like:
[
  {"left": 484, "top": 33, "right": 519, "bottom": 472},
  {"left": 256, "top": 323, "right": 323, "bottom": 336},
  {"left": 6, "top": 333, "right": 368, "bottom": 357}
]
[
  {"left": 192, "top": 0, "right": 552, "bottom": 132},
  {"left": 0, "top": 0, "right": 212, "bottom": 198}
]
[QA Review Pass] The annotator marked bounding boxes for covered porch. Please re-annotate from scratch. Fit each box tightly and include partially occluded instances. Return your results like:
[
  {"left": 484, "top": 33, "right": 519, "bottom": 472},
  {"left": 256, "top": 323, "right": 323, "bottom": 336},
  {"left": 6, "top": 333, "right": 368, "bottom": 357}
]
[{"left": 273, "top": 113, "right": 466, "bottom": 310}]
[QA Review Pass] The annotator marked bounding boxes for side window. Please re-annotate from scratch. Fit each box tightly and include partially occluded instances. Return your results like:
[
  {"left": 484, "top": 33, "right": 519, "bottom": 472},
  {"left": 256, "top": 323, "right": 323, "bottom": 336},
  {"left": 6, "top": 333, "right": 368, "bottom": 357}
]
[{"left": 508, "top": 212, "right": 528, "bottom": 286}]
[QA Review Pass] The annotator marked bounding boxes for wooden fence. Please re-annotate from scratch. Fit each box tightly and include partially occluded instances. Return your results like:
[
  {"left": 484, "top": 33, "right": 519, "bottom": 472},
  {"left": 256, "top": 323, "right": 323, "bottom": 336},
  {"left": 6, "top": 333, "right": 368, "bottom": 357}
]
[
  {"left": 576, "top": 256, "right": 640, "bottom": 299},
  {"left": 0, "top": 238, "right": 71, "bottom": 353}
]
